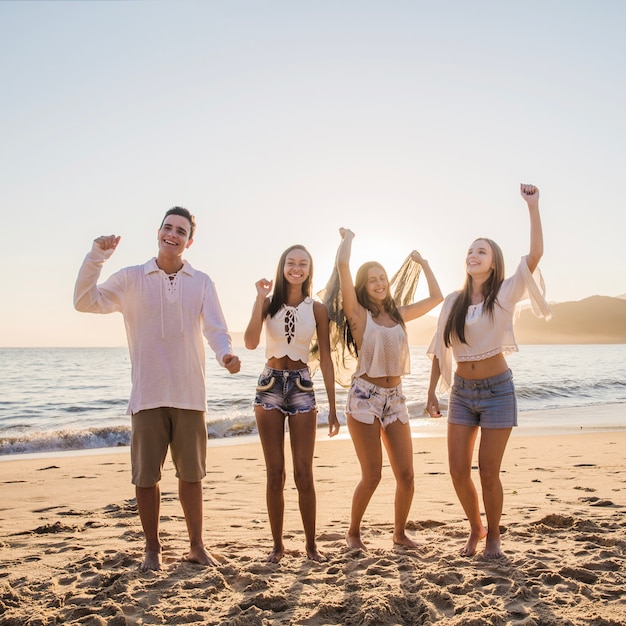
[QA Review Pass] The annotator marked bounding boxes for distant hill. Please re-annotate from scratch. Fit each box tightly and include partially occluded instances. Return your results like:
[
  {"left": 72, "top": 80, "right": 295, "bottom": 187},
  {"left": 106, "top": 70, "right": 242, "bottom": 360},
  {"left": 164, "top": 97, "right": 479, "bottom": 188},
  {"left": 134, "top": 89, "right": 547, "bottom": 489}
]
[
  {"left": 515, "top": 295, "right": 626, "bottom": 344},
  {"left": 401, "top": 295, "right": 626, "bottom": 345},
  {"left": 233, "top": 295, "right": 626, "bottom": 347}
]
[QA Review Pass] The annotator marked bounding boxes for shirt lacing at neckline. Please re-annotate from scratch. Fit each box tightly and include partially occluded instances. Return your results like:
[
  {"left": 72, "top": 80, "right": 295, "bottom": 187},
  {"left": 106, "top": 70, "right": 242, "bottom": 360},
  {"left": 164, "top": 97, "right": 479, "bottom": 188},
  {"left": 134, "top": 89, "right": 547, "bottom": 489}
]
[{"left": 159, "top": 270, "right": 184, "bottom": 337}]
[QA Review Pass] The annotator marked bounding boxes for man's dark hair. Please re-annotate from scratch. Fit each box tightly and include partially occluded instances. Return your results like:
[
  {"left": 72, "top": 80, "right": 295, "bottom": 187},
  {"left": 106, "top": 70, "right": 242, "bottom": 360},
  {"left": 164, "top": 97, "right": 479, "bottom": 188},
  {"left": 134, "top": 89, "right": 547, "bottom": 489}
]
[{"left": 161, "top": 206, "right": 196, "bottom": 239}]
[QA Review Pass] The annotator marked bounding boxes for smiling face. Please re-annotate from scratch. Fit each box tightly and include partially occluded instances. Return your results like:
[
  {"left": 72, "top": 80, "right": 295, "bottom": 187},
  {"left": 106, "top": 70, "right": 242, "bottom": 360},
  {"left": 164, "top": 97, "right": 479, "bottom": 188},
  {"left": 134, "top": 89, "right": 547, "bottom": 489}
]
[
  {"left": 158, "top": 214, "right": 193, "bottom": 259},
  {"left": 466, "top": 238, "right": 495, "bottom": 279},
  {"left": 365, "top": 265, "right": 389, "bottom": 302},
  {"left": 283, "top": 248, "right": 311, "bottom": 286}
]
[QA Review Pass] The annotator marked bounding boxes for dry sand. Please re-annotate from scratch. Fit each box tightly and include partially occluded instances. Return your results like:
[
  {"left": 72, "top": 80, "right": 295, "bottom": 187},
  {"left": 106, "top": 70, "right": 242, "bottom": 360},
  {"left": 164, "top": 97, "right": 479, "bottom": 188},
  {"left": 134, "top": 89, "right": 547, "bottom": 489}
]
[{"left": 1, "top": 424, "right": 625, "bottom": 625}]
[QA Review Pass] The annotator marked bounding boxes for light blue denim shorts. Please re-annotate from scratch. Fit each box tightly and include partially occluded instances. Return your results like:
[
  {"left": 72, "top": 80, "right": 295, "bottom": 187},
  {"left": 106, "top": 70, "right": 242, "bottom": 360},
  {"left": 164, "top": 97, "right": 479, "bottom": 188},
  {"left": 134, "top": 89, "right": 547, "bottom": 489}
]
[
  {"left": 448, "top": 369, "right": 517, "bottom": 429},
  {"left": 254, "top": 366, "right": 317, "bottom": 416},
  {"left": 346, "top": 377, "right": 409, "bottom": 428}
]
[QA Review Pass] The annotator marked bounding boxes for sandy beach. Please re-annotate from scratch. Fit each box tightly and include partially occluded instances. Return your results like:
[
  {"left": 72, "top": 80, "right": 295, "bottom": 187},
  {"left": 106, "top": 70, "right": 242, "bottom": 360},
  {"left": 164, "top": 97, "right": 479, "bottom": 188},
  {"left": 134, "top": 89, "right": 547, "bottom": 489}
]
[{"left": 1, "top": 413, "right": 625, "bottom": 625}]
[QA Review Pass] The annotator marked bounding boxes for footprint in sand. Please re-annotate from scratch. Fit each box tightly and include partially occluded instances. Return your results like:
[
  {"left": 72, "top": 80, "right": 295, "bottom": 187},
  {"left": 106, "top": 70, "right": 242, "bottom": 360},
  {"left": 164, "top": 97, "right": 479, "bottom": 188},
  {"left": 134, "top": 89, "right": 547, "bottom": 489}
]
[
  {"left": 30, "top": 521, "right": 78, "bottom": 534},
  {"left": 532, "top": 514, "right": 575, "bottom": 529},
  {"left": 579, "top": 496, "right": 615, "bottom": 507}
]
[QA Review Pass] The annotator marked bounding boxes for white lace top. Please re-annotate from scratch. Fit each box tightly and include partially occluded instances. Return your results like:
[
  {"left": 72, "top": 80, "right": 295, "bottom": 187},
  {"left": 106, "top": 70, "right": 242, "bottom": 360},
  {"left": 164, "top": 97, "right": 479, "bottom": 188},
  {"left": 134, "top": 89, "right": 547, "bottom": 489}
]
[
  {"left": 427, "top": 256, "right": 552, "bottom": 392},
  {"left": 265, "top": 297, "right": 316, "bottom": 363},
  {"left": 354, "top": 311, "right": 411, "bottom": 379}
]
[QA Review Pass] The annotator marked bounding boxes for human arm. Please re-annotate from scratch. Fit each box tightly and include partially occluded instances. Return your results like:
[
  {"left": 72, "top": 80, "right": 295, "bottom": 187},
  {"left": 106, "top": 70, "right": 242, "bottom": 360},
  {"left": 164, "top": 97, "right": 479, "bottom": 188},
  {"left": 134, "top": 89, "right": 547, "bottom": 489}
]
[
  {"left": 426, "top": 356, "right": 442, "bottom": 418},
  {"left": 520, "top": 183, "right": 543, "bottom": 274},
  {"left": 399, "top": 251, "right": 444, "bottom": 322},
  {"left": 336, "top": 228, "right": 366, "bottom": 344},
  {"left": 313, "top": 301, "right": 340, "bottom": 437},
  {"left": 425, "top": 293, "right": 456, "bottom": 395},
  {"left": 73, "top": 235, "right": 124, "bottom": 313},
  {"left": 243, "top": 279, "right": 272, "bottom": 349},
  {"left": 202, "top": 280, "right": 240, "bottom": 372}
]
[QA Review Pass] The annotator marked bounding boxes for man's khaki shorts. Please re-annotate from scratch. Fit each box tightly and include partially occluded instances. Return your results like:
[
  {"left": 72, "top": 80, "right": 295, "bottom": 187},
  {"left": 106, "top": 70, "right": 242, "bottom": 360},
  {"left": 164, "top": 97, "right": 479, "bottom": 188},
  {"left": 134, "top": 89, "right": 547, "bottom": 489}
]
[{"left": 131, "top": 407, "right": 207, "bottom": 487}]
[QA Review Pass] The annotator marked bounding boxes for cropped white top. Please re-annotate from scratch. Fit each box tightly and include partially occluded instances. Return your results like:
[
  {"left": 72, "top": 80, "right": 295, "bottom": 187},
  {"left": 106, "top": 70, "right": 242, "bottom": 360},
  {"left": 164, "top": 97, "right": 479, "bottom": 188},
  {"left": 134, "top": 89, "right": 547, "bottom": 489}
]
[
  {"left": 265, "top": 297, "right": 316, "bottom": 363},
  {"left": 427, "top": 256, "right": 552, "bottom": 392},
  {"left": 354, "top": 311, "right": 411, "bottom": 379}
]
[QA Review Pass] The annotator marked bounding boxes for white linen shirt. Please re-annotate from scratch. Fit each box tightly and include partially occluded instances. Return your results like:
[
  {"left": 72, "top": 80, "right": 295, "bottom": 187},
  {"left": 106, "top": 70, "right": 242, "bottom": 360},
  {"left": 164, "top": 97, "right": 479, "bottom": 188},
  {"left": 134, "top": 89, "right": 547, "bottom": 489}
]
[
  {"left": 427, "top": 256, "right": 552, "bottom": 393},
  {"left": 74, "top": 243, "right": 233, "bottom": 415}
]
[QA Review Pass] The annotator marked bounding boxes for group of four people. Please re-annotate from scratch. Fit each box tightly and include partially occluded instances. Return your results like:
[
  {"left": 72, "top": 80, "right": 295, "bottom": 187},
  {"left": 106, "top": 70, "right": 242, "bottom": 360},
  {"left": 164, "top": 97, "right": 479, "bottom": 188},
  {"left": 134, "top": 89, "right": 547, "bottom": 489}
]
[{"left": 74, "top": 183, "right": 550, "bottom": 571}]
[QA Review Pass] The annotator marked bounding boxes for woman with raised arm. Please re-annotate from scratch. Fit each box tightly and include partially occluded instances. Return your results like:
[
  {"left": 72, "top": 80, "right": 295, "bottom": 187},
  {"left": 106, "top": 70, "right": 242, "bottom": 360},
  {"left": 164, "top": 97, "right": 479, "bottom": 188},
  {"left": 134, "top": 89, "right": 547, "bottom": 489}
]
[
  {"left": 244, "top": 245, "right": 340, "bottom": 563},
  {"left": 336, "top": 229, "right": 443, "bottom": 550},
  {"left": 427, "top": 184, "right": 552, "bottom": 559}
]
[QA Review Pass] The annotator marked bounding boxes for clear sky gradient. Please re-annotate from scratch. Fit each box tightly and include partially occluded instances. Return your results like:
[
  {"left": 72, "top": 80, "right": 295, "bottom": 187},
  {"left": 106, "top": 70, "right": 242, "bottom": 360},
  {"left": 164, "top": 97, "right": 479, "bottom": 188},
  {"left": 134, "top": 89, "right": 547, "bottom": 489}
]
[{"left": 2, "top": 1, "right": 625, "bottom": 347}]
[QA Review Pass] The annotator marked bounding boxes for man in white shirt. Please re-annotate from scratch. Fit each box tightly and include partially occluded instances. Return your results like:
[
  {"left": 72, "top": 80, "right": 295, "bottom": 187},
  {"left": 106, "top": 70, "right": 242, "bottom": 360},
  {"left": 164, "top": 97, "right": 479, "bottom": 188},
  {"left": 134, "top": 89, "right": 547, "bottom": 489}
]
[{"left": 74, "top": 206, "right": 240, "bottom": 571}]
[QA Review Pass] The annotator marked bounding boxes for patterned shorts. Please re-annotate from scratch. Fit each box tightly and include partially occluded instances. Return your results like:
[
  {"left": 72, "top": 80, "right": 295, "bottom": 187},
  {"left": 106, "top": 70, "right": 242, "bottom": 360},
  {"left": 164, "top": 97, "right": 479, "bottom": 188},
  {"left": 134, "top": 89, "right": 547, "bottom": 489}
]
[
  {"left": 346, "top": 377, "right": 409, "bottom": 428},
  {"left": 254, "top": 366, "right": 317, "bottom": 416}
]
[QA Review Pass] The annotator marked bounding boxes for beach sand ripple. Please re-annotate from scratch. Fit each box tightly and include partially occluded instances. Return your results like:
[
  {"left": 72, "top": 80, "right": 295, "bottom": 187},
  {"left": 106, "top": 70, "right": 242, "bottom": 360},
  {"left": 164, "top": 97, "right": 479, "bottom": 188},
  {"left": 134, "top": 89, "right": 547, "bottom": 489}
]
[{"left": 1, "top": 432, "right": 625, "bottom": 625}]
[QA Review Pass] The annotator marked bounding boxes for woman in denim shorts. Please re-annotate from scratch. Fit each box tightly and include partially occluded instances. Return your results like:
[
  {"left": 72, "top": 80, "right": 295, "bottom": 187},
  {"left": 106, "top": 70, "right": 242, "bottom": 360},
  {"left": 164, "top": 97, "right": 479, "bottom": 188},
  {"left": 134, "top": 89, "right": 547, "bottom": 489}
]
[
  {"left": 336, "top": 228, "right": 443, "bottom": 551},
  {"left": 427, "top": 184, "right": 552, "bottom": 559},
  {"left": 244, "top": 245, "right": 340, "bottom": 563}
]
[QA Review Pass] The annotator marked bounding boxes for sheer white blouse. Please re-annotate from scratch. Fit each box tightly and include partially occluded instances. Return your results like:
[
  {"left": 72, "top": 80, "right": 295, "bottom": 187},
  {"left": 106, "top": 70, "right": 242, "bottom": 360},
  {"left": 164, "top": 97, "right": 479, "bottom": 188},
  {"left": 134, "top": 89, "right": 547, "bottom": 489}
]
[{"left": 427, "top": 256, "right": 552, "bottom": 392}]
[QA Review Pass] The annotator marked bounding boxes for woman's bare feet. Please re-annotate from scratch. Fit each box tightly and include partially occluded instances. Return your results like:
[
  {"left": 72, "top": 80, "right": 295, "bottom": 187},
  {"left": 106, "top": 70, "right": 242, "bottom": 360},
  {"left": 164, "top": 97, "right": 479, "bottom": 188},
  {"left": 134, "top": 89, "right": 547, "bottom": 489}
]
[
  {"left": 346, "top": 531, "right": 367, "bottom": 551},
  {"left": 266, "top": 546, "right": 285, "bottom": 563},
  {"left": 307, "top": 544, "right": 328, "bottom": 562},
  {"left": 460, "top": 526, "right": 487, "bottom": 557},
  {"left": 393, "top": 532, "right": 422, "bottom": 549},
  {"left": 139, "top": 549, "right": 162, "bottom": 572},
  {"left": 484, "top": 531, "right": 504, "bottom": 559},
  {"left": 185, "top": 544, "right": 219, "bottom": 567}
]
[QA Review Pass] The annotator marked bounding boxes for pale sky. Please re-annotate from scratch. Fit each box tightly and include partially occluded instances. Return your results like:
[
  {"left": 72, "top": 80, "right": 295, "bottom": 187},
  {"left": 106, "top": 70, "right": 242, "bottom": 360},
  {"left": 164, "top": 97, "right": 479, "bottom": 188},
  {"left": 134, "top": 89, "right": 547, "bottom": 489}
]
[{"left": 2, "top": 1, "right": 625, "bottom": 347}]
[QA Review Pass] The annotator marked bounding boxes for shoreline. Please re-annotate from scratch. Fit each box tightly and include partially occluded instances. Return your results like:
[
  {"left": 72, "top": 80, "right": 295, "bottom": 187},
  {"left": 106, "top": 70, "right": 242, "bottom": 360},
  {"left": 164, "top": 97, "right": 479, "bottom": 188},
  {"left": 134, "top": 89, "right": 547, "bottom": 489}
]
[{"left": 2, "top": 402, "right": 625, "bottom": 463}]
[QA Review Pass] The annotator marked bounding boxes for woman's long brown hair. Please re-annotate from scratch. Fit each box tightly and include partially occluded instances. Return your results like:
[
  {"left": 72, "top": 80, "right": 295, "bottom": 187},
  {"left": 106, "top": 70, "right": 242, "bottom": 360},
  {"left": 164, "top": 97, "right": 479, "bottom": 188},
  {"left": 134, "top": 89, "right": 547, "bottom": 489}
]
[{"left": 443, "top": 238, "right": 505, "bottom": 346}]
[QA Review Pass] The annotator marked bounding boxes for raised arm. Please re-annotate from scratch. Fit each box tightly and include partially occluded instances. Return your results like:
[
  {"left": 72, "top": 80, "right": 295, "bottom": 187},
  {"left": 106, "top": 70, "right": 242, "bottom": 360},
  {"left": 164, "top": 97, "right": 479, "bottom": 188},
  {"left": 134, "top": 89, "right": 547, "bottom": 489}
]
[
  {"left": 74, "top": 235, "right": 122, "bottom": 313},
  {"left": 399, "top": 251, "right": 443, "bottom": 323},
  {"left": 520, "top": 183, "right": 543, "bottom": 273},
  {"left": 313, "top": 301, "right": 340, "bottom": 437},
  {"left": 336, "top": 228, "right": 366, "bottom": 343},
  {"left": 243, "top": 279, "right": 272, "bottom": 350}
]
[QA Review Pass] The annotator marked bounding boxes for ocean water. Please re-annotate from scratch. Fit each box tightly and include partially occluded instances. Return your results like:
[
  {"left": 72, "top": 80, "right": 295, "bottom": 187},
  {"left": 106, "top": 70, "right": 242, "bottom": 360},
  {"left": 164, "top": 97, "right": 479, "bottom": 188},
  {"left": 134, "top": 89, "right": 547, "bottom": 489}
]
[{"left": 1, "top": 345, "right": 625, "bottom": 457}]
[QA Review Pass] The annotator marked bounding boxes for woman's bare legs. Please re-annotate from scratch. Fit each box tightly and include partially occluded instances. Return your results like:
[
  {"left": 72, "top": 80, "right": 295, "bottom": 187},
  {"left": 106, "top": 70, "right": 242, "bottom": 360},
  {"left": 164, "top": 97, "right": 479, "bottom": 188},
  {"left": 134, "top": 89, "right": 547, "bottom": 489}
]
[
  {"left": 448, "top": 422, "right": 486, "bottom": 556},
  {"left": 381, "top": 419, "right": 420, "bottom": 548},
  {"left": 346, "top": 414, "right": 382, "bottom": 550},
  {"left": 477, "top": 427, "right": 512, "bottom": 558},
  {"left": 448, "top": 423, "right": 512, "bottom": 557},
  {"left": 255, "top": 406, "right": 287, "bottom": 562},
  {"left": 288, "top": 409, "right": 325, "bottom": 561}
]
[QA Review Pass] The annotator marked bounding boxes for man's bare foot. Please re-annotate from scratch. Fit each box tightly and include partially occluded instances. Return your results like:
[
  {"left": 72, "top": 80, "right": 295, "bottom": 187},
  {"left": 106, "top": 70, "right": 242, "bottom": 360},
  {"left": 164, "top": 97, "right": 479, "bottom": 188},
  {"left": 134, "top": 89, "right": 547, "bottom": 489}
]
[
  {"left": 346, "top": 532, "right": 367, "bottom": 551},
  {"left": 184, "top": 544, "right": 219, "bottom": 567},
  {"left": 266, "top": 546, "right": 285, "bottom": 563},
  {"left": 393, "top": 532, "right": 422, "bottom": 549},
  {"left": 306, "top": 545, "right": 328, "bottom": 562},
  {"left": 139, "top": 549, "right": 162, "bottom": 572},
  {"left": 460, "top": 527, "right": 487, "bottom": 557},
  {"left": 483, "top": 534, "right": 504, "bottom": 559}
]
